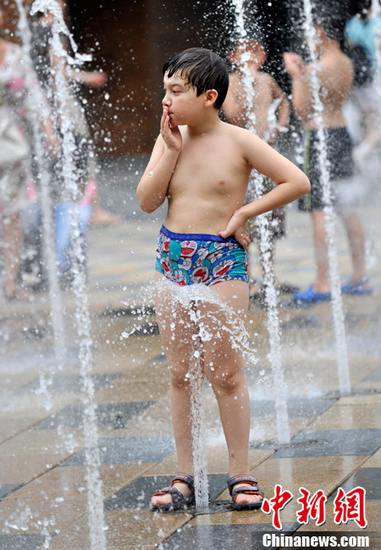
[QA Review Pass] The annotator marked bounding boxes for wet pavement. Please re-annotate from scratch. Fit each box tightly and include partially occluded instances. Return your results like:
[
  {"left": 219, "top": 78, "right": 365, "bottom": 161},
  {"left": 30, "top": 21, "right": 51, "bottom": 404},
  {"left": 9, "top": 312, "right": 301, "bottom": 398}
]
[{"left": 0, "top": 167, "right": 380, "bottom": 548}]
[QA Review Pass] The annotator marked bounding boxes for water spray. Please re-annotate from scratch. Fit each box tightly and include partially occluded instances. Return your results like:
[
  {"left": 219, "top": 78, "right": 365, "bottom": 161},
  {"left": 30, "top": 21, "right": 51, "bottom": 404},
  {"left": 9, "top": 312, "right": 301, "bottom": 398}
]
[
  {"left": 301, "top": 0, "right": 351, "bottom": 395},
  {"left": 29, "top": 1, "right": 106, "bottom": 547},
  {"left": 230, "top": 0, "right": 291, "bottom": 444}
]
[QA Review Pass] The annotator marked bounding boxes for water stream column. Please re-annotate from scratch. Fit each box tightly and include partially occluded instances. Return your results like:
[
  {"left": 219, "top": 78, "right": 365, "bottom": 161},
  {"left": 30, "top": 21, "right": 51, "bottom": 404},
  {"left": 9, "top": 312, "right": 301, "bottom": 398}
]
[{"left": 301, "top": 0, "right": 351, "bottom": 395}]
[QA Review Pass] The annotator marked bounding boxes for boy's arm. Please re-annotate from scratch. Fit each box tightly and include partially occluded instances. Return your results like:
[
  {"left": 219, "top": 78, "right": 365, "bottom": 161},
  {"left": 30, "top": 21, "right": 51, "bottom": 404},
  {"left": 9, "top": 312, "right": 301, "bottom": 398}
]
[
  {"left": 68, "top": 68, "right": 107, "bottom": 88},
  {"left": 219, "top": 132, "right": 310, "bottom": 239},
  {"left": 268, "top": 78, "right": 289, "bottom": 145},
  {"left": 283, "top": 53, "right": 313, "bottom": 124},
  {"left": 242, "top": 133, "right": 310, "bottom": 215},
  {"left": 272, "top": 79, "right": 289, "bottom": 130},
  {"left": 136, "top": 107, "right": 181, "bottom": 213}
]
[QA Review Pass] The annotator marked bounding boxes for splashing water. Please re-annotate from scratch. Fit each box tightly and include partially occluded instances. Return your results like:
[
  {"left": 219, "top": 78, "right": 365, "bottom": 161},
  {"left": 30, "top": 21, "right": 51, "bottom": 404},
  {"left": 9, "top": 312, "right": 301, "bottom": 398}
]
[
  {"left": 29, "top": 1, "right": 106, "bottom": 547},
  {"left": 301, "top": 0, "right": 351, "bottom": 395},
  {"left": 14, "top": 0, "right": 66, "bottom": 383},
  {"left": 230, "top": 0, "right": 291, "bottom": 444}
]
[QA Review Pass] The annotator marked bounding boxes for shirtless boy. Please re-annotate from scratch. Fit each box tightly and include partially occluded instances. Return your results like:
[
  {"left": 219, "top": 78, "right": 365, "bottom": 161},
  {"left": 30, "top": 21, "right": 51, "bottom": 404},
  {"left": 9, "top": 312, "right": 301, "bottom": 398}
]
[
  {"left": 284, "top": 15, "right": 372, "bottom": 303},
  {"left": 223, "top": 39, "right": 290, "bottom": 299},
  {"left": 223, "top": 39, "right": 289, "bottom": 143},
  {"left": 136, "top": 48, "right": 309, "bottom": 512}
]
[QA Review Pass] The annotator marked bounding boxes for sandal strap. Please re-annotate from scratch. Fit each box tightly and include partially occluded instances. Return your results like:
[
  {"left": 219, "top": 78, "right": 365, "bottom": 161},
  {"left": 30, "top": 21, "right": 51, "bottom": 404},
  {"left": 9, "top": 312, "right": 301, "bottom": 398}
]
[
  {"left": 227, "top": 475, "right": 259, "bottom": 496},
  {"left": 171, "top": 473, "right": 194, "bottom": 490},
  {"left": 231, "top": 485, "right": 263, "bottom": 497}
]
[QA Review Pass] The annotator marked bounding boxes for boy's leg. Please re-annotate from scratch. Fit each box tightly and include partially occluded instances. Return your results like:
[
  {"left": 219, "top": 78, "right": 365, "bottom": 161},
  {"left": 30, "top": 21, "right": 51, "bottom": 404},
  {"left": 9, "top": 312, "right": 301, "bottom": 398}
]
[
  {"left": 200, "top": 281, "right": 250, "bottom": 474},
  {"left": 151, "top": 279, "right": 195, "bottom": 505},
  {"left": 340, "top": 209, "right": 368, "bottom": 283},
  {"left": 311, "top": 210, "right": 331, "bottom": 292},
  {"left": 200, "top": 280, "right": 261, "bottom": 505}
]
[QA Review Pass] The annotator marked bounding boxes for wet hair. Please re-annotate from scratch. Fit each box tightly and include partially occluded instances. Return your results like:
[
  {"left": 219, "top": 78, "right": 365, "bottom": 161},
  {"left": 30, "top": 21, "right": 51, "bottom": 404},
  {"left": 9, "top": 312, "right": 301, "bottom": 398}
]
[
  {"left": 162, "top": 48, "right": 229, "bottom": 110},
  {"left": 312, "top": 3, "right": 346, "bottom": 42},
  {"left": 344, "top": 43, "right": 373, "bottom": 86}
]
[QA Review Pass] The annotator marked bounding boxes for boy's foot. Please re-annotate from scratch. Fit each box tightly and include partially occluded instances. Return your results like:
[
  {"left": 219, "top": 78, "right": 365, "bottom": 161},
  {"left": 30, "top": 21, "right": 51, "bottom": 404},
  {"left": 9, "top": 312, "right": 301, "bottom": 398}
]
[
  {"left": 227, "top": 475, "right": 264, "bottom": 511},
  {"left": 293, "top": 286, "right": 331, "bottom": 305},
  {"left": 341, "top": 277, "right": 373, "bottom": 296},
  {"left": 150, "top": 474, "right": 195, "bottom": 512}
]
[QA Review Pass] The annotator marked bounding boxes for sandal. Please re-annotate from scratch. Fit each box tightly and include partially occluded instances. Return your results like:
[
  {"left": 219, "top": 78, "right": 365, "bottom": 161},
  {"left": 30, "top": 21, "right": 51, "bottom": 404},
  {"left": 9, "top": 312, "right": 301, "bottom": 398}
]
[
  {"left": 227, "top": 474, "right": 264, "bottom": 511},
  {"left": 293, "top": 286, "right": 331, "bottom": 304},
  {"left": 150, "top": 473, "right": 195, "bottom": 512},
  {"left": 341, "top": 277, "right": 373, "bottom": 296}
]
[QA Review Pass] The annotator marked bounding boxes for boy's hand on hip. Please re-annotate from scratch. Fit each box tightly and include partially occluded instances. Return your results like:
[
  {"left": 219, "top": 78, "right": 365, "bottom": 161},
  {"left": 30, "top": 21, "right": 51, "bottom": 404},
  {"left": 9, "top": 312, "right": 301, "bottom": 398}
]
[
  {"left": 218, "top": 210, "right": 250, "bottom": 250},
  {"left": 161, "top": 107, "right": 182, "bottom": 152}
]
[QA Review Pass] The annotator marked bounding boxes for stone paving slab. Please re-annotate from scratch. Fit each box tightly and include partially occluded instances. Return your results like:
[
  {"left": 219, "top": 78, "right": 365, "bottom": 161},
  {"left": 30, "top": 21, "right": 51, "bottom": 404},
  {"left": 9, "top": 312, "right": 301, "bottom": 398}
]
[
  {"left": 35, "top": 400, "right": 154, "bottom": 430},
  {"left": 0, "top": 484, "right": 22, "bottom": 501},
  {"left": 0, "top": 534, "right": 46, "bottom": 550},
  {"left": 63, "top": 434, "right": 175, "bottom": 466},
  {"left": 341, "top": 468, "right": 381, "bottom": 500},
  {"left": 250, "top": 396, "right": 336, "bottom": 419},
  {"left": 274, "top": 429, "right": 381, "bottom": 458},
  {"left": 160, "top": 522, "right": 299, "bottom": 549}
]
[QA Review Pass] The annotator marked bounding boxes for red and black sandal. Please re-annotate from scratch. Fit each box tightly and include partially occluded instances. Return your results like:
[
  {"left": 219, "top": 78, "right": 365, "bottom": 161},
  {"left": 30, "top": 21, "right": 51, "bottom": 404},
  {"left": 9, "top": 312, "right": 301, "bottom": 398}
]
[
  {"left": 227, "top": 474, "right": 264, "bottom": 511},
  {"left": 150, "top": 473, "right": 195, "bottom": 512}
]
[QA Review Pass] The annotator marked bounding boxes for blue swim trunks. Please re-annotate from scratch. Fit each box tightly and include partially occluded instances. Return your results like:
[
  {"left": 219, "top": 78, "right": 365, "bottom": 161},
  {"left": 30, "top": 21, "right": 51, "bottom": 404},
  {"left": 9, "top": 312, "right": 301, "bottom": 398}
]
[{"left": 155, "top": 225, "right": 248, "bottom": 287}]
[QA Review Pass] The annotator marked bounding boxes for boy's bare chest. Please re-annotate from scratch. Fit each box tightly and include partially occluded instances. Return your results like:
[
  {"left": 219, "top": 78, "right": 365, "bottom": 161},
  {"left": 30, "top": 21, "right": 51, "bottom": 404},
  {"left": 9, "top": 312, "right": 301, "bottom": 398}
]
[{"left": 169, "top": 137, "right": 247, "bottom": 195}]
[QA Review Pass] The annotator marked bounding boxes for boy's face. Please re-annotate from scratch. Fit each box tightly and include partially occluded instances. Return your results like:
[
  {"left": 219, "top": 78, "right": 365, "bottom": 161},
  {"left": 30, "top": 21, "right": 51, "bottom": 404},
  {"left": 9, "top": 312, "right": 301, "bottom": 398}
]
[
  {"left": 162, "top": 72, "right": 211, "bottom": 126},
  {"left": 230, "top": 41, "right": 266, "bottom": 68}
]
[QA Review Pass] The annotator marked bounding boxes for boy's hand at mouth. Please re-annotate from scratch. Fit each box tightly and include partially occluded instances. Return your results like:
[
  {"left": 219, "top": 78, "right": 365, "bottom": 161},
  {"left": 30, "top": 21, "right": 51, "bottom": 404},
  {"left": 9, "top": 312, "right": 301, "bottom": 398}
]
[
  {"left": 161, "top": 106, "right": 182, "bottom": 152},
  {"left": 219, "top": 209, "right": 250, "bottom": 250}
]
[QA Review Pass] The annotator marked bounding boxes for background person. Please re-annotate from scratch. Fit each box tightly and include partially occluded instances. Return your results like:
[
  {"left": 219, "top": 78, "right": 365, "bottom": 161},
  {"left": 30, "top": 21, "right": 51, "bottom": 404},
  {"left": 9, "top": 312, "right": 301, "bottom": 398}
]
[
  {"left": 223, "top": 38, "right": 293, "bottom": 302},
  {"left": 284, "top": 12, "right": 372, "bottom": 304},
  {"left": 0, "top": 9, "right": 34, "bottom": 301},
  {"left": 344, "top": 2, "right": 381, "bottom": 173},
  {"left": 26, "top": 2, "right": 120, "bottom": 287}
]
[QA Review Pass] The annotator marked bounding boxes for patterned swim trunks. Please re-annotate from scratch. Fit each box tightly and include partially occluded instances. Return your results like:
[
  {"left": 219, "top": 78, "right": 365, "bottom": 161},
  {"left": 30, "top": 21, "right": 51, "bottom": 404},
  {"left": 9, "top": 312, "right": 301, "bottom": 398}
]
[{"left": 155, "top": 225, "right": 248, "bottom": 287}]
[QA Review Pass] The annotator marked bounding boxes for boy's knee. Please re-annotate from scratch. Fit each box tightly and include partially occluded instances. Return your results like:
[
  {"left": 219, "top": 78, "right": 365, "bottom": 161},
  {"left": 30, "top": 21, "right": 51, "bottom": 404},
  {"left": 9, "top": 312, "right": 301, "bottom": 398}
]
[
  {"left": 209, "top": 369, "right": 242, "bottom": 395},
  {"left": 170, "top": 365, "right": 191, "bottom": 390}
]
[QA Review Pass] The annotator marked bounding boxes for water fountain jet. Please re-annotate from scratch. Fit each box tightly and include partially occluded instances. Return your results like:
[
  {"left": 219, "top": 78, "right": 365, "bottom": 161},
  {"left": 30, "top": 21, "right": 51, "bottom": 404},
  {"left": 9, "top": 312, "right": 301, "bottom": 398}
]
[
  {"left": 230, "top": 0, "right": 291, "bottom": 444},
  {"left": 29, "top": 1, "right": 106, "bottom": 547},
  {"left": 301, "top": 0, "right": 351, "bottom": 396},
  {"left": 15, "top": 0, "right": 66, "bottom": 377}
]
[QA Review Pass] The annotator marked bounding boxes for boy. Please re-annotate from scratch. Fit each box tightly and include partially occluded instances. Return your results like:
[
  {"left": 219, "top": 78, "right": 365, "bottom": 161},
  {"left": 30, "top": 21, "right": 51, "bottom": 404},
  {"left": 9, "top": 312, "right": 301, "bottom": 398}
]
[
  {"left": 136, "top": 48, "right": 309, "bottom": 511},
  {"left": 223, "top": 38, "right": 289, "bottom": 144},
  {"left": 223, "top": 39, "right": 290, "bottom": 300},
  {"left": 284, "top": 14, "right": 372, "bottom": 303}
]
